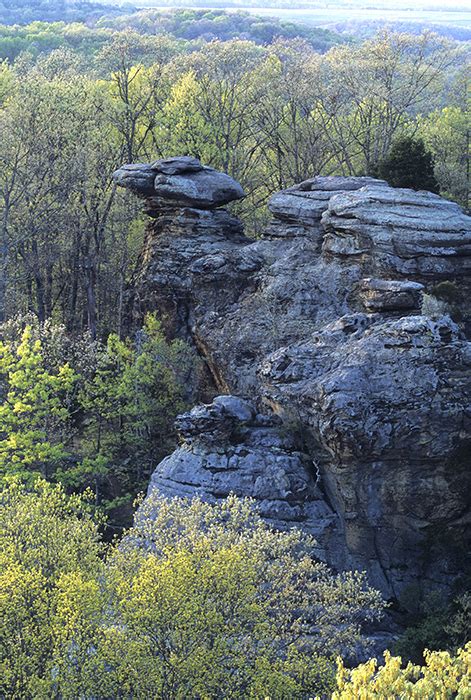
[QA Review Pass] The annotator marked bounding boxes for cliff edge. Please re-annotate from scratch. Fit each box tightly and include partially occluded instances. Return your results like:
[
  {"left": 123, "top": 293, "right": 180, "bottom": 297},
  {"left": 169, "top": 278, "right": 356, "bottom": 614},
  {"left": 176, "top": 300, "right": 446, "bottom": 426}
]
[{"left": 114, "top": 157, "right": 471, "bottom": 601}]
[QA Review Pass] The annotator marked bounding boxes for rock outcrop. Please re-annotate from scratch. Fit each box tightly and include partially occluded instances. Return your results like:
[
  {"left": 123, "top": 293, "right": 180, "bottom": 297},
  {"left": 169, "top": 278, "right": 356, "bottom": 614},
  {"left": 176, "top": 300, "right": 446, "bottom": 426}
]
[
  {"left": 323, "top": 186, "right": 471, "bottom": 281},
  {"left": 115, "top": 158, "right": 471, "bottom": 601},
  {"left": 148, "top": 395, "right": 341, "bottom": 560},
  {"left": 260, "top": 314, "right": 471, "bottom": 594},
  {"left": 267, "top": 175, "right": 388, "bottom": 244},
  {"left": 114, "top": 157, "right": 244, "bottom": 209}
]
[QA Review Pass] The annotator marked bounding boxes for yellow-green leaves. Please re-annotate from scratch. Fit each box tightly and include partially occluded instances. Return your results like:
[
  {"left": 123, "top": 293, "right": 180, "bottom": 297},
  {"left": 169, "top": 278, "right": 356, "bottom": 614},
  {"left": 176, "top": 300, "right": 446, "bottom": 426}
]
[
  {"left": 0, "top": 481, "right": 382, "bottom": 699},
  {"left": 105, "top": 539, "right": 265, "bottom": 698},
  {"left": 332, "top": 643, "right": 471, "bottom": 699},
  {"left": 0, "top": 479, "right": 105, "bottom": 699},
  {"left": 1, "top": 480, "right": 468, "bottom": 699},
  {"left": 0, "top": 326, "right": 77, "bottom": 481}
]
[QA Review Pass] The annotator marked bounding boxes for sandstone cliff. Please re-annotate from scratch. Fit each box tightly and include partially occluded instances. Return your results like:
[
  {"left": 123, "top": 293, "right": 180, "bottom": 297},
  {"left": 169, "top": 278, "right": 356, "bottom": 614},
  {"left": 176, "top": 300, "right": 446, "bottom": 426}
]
[{"left": 114, "top": 158, "right": 471, "bottom": 602}]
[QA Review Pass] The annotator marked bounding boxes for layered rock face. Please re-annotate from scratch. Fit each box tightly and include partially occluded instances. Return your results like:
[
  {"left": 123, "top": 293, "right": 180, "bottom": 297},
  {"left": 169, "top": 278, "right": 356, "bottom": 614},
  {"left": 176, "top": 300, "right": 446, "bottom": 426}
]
[
  {"left": 260, "top": 314, "right": 471, "bottom": 594},
  {"left": 147, "top": 395, "right": 341, "bottom": 561},
  {"left": 323, "top": 186, "right": 471, "bottom": 283},
  {"left": 114, "top": 160, "right": 471, "bottom": 600},
  {"left": 114, "top": 158, "right": 259, "bottom": 355}
]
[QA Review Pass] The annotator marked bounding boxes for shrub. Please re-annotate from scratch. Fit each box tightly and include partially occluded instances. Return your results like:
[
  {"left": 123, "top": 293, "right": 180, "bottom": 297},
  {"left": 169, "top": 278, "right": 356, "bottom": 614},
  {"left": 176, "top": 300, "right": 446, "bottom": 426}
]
[
  {"left": 376, "top": 136, "right": 439, "bottom": 193},
  {"left": 332, "top": 642, "right": 471, "bottom": 699}
]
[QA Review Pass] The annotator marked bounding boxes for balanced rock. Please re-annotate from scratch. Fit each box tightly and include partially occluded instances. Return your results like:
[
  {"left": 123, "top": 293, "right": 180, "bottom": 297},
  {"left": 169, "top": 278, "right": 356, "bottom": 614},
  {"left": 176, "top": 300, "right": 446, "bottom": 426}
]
[
  {"left": 112, "top": 163, "right": 156, "bottom": 195},
  {"left": 151, "top": 156, "right": 202, "bottom": 175},
  {"left": 120, "top": 158, "right": 471, "bottom": 601},
  {"left": 113, "top": 156, "right": 244, "bottom": 210}
]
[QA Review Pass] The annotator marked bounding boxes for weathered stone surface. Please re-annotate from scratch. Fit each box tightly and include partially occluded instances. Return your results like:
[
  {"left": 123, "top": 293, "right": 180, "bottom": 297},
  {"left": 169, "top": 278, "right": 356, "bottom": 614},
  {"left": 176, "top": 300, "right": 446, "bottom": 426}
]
[
  {"left": 114, "top": 157, "right": 244, "bottom": 209},
  {"left": 131, "top": 207, "right": 261, "bottom": 343},
  {"left": 112, "top": 163, "right": 156, "bottom": 195},
  {"left": 152, "top": 170, "right": 244, "bottom": 209},
  {"left": 266, "top": 176, "right": 388, "bottom": 242},
  {"left": 259, "top": 314, "right": 471, "bottom": 597},
  {"left": 148, "top": 397, "right": 341, "bottom": 549},
  {"left": 151, "top": 156, "right": 203, "bottom": 175},
  {"left": 121, "top": 157, "right": 471, "bottom": 602},
  {"left": 322, "top": 186, "right": 471, "bottom": 279},
  {"left": 358, "top": 278, "right": 424, "bottom": 313}
]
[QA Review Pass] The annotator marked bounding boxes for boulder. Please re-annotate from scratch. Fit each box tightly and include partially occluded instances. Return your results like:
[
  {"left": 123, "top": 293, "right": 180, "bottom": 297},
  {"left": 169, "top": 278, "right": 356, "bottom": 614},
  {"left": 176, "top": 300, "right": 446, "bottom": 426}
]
[
  {"left": 152, "top": 169, "right": 244, "bottom": 209},
  {"left": 113, "top": 157, "right": 245, "bottom": 209},
  {"left": 148, "top": 396, "right": 340, "bottom": 550},
  {"left": 358, "top": 278, "right": 424, "bottom": 313},
  {"left": 112, "top": 163, "right": 156, "bottom": 196},
  {"left": 151, "top": 156, "right": 203, "bottom": 175}
]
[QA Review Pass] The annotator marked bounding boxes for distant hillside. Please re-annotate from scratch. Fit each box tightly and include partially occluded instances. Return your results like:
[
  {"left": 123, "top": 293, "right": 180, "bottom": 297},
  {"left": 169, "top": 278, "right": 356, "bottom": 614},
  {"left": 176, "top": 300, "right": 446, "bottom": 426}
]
[
  {"left": 0, "top": 6, "right": 349, "bottom": 61},
  {"left": 0, "top": 0, "right": 135, "bottom": 24},
  {"left": 98, "top": 9, "right": 347, "bottom": 50}
]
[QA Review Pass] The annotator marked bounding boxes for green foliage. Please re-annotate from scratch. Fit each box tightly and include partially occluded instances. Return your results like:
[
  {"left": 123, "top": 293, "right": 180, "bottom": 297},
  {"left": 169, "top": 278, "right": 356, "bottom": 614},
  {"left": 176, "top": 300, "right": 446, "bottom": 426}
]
[
  {"left": 103, "top": 9, "right": 346, "bottom": 52},
  {"left": 417, "top": 104, "right": 470, "bottom": 208},
  {"left": 0, "top": 31, "right": 463, "bottom": 322},
  {"left": 0, "top": 11, "right": 345, "bottom": 63},
  {"left": 0, "top": 315, "right": 195, "bottom": 521},
  {"left": 74, "top": 314, "right": 195, "bottom": 503},
  {"left": 394, "top": 589, "right": 471, "bottom": 664},
  {"left": 0, "top": 0, "right": 134, "bottom": 27},
  {"left": 376, "top": 136, "right": 440, "bottom": 193},
  {"left": 0, "top": 326, "right": 77, "bottom": 481},
  {"left": 0, "top": 481, "right": 385, "bottom": 699},
  {"left": 0, "top": 479, "right": 104, "bottom": 699},
  {"left": 332, "top": 643, "right": 471, "bottom": 699},
  {"left": 432, "top": 280, "right": 462, "bottom": 305}
]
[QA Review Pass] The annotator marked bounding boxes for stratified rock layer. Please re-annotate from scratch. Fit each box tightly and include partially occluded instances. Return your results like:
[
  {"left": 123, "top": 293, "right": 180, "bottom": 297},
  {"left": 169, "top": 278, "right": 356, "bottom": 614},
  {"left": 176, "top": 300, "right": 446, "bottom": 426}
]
[
  {"left": 148, "top": 395, "right": 341, "bottom": 560},
  {"left": 260, "top": 314, "right": 471, "bottom": 595},
  {"left": 113, "top": 157, "right": 244, "bottom": 209},
  {"left": 323, "top": 186, "right": 471, "bottom": 279},
  {"left": 115, "top": 158, "right": 471, "bottom": 600},
  {"left": 358, "top": 278, "right": 424, "bottom": 314}
]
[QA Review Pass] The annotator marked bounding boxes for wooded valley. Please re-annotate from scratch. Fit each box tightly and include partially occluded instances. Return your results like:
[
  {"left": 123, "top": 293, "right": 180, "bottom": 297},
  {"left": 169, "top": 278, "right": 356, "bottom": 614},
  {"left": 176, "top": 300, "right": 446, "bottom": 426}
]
[{"left": 0, "top": 4, "right": 470, "bottom": 696}]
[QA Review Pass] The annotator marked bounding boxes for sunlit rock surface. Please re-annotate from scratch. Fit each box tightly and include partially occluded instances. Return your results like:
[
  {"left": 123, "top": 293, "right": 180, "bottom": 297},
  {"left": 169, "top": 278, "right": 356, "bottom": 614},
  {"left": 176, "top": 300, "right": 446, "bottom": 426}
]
[{"left": 115, "top": 158, "right": 471, "bottom": 600}]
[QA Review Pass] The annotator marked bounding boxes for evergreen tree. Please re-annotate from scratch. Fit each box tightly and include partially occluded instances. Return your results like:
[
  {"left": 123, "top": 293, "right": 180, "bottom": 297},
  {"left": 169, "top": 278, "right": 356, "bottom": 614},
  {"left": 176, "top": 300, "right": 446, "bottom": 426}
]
[{"left": 376, "top": 136, "right": 439, "bottom": 192}]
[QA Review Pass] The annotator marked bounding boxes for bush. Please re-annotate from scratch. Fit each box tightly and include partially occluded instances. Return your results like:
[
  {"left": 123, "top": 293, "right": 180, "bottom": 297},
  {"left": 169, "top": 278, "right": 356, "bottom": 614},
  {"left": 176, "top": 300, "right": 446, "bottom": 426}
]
[
  {"left": 332, "top": 642, "right": 471, "bottom": 699},
  {"left": 376, "top": 136, "right": 439, "bottom": 193},
  {"left": 0, "top": 480, "right": 384, "bottom": 699}
]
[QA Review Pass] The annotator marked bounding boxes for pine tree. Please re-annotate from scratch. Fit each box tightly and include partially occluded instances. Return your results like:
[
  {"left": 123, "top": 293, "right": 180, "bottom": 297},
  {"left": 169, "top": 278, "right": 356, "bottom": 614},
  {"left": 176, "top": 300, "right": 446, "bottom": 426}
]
[{"left": 377, "top": 136, "right": 439, "bottom": 193}]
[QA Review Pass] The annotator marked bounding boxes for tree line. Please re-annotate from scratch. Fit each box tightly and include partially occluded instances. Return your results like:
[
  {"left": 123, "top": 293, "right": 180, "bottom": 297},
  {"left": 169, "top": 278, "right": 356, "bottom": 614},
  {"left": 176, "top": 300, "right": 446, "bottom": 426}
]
[
  {"left": 0, "top": 11, "right": 346, "bottom": 62},
  {"left": 0, "top": 30, "right": 468, "bottom": 340}
]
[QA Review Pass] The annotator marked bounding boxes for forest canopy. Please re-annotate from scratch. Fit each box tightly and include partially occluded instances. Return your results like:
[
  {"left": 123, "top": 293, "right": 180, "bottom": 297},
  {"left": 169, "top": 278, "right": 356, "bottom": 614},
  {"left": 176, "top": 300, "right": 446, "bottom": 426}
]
[
  {"left": 0, "top": 30, "right": 468, "bottom": 341},
  {"left": 1, "top": 480, "right": 384, "bottom": 698},
  {"left": 0, "top": 2, "right": 470, "bottom": 693},
  {"left": 0, "top": 8, "right": 347, "bottom": 56}
]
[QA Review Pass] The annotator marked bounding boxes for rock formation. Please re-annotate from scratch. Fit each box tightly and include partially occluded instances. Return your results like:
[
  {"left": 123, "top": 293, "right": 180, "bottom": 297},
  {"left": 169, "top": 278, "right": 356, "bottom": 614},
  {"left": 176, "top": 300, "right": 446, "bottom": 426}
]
[
  {"left": 114, "top": 159, "right": 471, "bottom": 602},
  {"left": 148, "top": 394, "right": 341, "bottom": 560}
]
